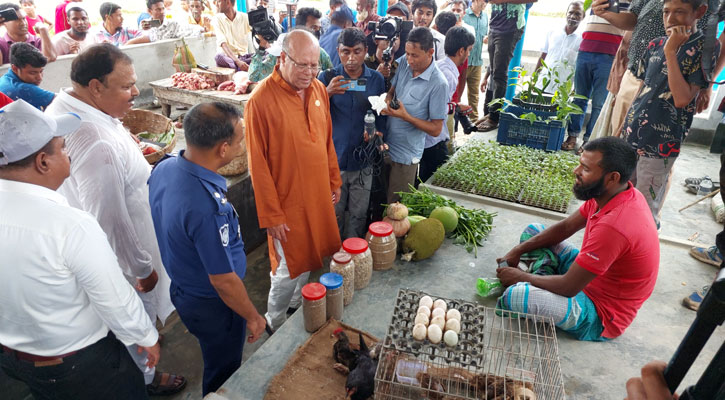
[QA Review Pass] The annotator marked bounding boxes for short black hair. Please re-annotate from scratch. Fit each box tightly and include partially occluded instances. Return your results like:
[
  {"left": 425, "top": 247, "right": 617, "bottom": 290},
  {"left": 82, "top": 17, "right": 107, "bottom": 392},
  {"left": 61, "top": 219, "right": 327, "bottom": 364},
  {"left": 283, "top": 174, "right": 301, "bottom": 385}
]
[
  {"left": 10, "top": 42, "right": 47, "bottom": 69},
  {"left": 663, "top": 0, "right": 705, "bottom": 8},
  {"left": 338, "top": 27, "right": 366, "bottom": 47},
  {"left": 407, "top": 26, "right": 434, "bottom": 52},
  {"left": 450, "top": 0, "right": 467, "bottom": 8},
  {"left": 434, "top": 11, "right": 457, "bottom": 35},
  {"left": 582, "top": 137, "right": 637, "bottom": 183},
  {"left": 67, "top": 6, "right": 87, "bottom": 15},
  {"left": 444, "top": 26, "right": 474, "bottom": 56},
  {"left": 295, "top": 7, "right": 322, "bottom": 26},
  {"left": 99, "top": 2, "right": 121, "bottom": 19},
  {"left": 19, "top": 0, "right": 33, "bottom": 5},
  {"left": 70, "top": 43, "right": 133, "bottom": 86},
  {"left": 184, "top": 102, "right": 242, "bottom": 149},
  {"left": 329, "top": 0, "right": 345, "bottom": 7},
  {"left": 411, "top": 0, "right": 437, "bottom": 16},
  {"left": 147, "top": 0, "right": 164, "bottom": 9},
  {"left": 0, "top": 3, "right": 19, "bottom": 12}
]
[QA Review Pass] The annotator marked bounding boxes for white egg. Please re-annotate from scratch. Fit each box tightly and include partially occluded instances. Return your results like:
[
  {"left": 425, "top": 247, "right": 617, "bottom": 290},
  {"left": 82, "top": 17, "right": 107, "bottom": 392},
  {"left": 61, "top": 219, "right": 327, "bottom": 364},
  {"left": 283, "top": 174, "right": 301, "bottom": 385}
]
[
  {"left": 419, "top": 295, "right": 433, "bottom": 309},
  {"left": 430, "top": 316, "right": 446, "bottom": 331},
  {"left": 443, "top": 330, "right": 459, "bottom": 347},
  {"left": 412, "top": 323, "right": 427, "bottom": 341},
  {"left": 432, "top": 299, "right": 447, "bottom": 312},
  {"left": 445, "top": 318, "right": 461, "bottom": 334},
  {"left": 431, "top": 308, "right": 446, "bottom": 320},
  {"left": 416, "top": 305, "right": 431, "bottom": 317},
  {"left": 414, "top": 313, "right": 430, "bottom": 326},
  {"left": 446, "top": 309, "right": 461, "bottom": 322},
  {"left": 427, "top": 324, "right": 442, "bottom": 344}
]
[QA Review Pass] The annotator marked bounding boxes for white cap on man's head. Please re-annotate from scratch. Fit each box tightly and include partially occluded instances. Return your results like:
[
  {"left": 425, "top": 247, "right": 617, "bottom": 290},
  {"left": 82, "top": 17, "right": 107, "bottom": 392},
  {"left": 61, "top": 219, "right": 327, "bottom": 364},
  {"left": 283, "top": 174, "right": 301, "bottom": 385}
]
[{"left": 0, "top": 100, "right": 81, "bottom": 166}]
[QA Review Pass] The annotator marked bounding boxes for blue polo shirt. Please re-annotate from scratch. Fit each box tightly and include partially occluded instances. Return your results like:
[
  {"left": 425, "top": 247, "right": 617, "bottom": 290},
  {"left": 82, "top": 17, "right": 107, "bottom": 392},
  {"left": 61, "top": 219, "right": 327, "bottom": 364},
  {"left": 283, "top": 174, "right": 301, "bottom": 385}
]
[
  {"left": 320, "top": 25, "right": 343, "bottom": 67},
  {"left": 0, "top": 70, "right": 55, "bottom": 111},
  {"left": 317, "top": 64, "right": 386, "bottom": 171},
  {"left": 148, "top": 151, "right": 246, "bottom": 298},
  {"left": 386, "top": 56, "right": 448, "bottom": 165}
]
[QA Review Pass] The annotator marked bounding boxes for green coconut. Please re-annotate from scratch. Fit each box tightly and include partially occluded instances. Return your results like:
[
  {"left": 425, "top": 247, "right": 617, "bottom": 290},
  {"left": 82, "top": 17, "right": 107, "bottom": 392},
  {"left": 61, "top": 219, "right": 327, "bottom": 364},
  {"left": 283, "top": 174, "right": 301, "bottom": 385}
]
[
  {"left": 401, "top": 218, "right": 445, "bottom": 261},
  {"left": 429, "top": 206, "right": 459, "bottom": 234},
  {"left": 407, "top": 215, "right": 426, "bottom": 226}
]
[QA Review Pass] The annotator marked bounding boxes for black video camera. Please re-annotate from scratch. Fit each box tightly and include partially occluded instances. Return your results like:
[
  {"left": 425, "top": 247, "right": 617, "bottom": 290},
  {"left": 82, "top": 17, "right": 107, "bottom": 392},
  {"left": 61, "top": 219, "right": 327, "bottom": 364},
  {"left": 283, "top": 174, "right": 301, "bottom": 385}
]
[
  {"left": 368, "top": 17, "right": 413, "bottom": 63},
  {"left": 249, "top": 6, "right": 280, "bottom": 44}
]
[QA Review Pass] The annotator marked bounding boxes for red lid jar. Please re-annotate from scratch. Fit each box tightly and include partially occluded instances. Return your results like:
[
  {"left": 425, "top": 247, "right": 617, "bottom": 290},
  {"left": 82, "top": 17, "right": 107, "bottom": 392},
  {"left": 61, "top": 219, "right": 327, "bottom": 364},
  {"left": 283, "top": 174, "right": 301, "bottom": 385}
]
[
  {"left": 342, "top": 238, "right": 369, "bottom": 254},
  {"left": 368, "top": 221, "right": 394, "bottom": 237},
  {"left": 301, "top": 283, "right": 326, "bottom": 301}
]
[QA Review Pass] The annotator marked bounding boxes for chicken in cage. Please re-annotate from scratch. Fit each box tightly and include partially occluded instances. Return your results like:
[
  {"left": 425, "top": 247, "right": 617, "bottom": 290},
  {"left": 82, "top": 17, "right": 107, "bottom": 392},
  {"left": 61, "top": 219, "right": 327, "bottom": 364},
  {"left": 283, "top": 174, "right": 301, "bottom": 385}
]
[{"left": 374, "top": 289, "right": 567, "bottom": 400}]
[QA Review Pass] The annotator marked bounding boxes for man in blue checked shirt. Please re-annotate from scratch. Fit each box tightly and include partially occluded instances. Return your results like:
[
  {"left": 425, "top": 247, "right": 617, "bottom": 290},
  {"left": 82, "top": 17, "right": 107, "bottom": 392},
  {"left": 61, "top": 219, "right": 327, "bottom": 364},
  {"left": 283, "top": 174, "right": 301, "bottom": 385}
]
[
  {"left": 148, "top": 102, "right": 266, "bottom": 397},
  {"left": 318, "top": 28, "right": 386, "bottom": 239}
]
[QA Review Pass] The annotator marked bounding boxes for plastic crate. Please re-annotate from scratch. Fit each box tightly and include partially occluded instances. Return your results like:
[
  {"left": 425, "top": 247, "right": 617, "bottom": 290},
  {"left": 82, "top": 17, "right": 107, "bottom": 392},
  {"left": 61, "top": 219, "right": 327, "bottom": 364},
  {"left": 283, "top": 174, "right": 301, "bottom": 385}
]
[
  {"left": 497, "top": 112, "right": 566, "bottom": 151},
  {"left": 512, "top": 94, "right": 557, "bottom": 112}
]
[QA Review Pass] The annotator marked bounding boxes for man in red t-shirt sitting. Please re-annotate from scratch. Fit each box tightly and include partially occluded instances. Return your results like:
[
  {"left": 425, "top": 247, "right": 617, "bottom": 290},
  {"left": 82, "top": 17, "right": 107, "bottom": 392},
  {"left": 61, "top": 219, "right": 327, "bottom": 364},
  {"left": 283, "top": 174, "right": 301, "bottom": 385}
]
[{"left": 496, "top": 137, "right": 660, "bottom": 341}]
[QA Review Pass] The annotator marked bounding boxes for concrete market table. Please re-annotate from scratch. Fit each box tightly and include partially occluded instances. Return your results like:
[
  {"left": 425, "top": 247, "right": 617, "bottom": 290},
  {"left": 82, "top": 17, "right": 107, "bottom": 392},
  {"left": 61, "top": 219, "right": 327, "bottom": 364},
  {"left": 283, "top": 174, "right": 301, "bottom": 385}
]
[{"left": 149, "top": 78, "right": 250, "bottom": 117}]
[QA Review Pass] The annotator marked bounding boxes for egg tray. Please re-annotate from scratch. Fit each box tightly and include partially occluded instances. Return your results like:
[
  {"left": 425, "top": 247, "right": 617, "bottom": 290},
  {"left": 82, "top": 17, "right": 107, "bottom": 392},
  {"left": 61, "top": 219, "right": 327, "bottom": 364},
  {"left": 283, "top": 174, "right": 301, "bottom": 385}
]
[{"left": 382, "top": 288, "right": 487, "bottom": 369}]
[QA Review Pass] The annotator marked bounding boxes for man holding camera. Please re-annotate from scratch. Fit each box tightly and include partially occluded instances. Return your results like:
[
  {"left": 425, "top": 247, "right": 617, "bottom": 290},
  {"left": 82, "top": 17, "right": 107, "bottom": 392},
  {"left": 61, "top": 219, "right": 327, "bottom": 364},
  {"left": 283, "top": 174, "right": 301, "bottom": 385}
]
[
  {"left": 382, "top": 27, "right": 448, "bottom": 202},
  {"left": 419, "top": 23, "right": 475, "bottom": 183},
  {"left": 318, "top": 28, "right": 386, "bottom": 239}
]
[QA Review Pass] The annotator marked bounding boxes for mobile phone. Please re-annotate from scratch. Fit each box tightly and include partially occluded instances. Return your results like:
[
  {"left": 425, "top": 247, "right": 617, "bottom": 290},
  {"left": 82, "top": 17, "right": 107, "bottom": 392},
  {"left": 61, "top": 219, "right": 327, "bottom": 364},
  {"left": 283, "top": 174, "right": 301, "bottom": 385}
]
[
  {"left": 147, "top": 19, "right": 163, "bottom": 28},
  {"left": 608, "top": 0, "right": 619, "bottom": 13},
  {"left": 341, "top": 78, "right": 367, "bottom": 92},
  {"left": 0, "top": 8, "right": 19, "bottom": 22}
]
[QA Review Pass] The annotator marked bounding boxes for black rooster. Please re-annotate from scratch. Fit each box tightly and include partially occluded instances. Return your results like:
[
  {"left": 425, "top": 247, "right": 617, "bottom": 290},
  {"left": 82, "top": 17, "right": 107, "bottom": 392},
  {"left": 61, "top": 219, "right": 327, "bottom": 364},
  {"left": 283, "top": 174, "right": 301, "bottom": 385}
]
[
  {"left": 345, "top": 333, "right": 376, "bottom": 400},
  {"left": 333, "top": 328, "right": 359, "bottom": 374}
]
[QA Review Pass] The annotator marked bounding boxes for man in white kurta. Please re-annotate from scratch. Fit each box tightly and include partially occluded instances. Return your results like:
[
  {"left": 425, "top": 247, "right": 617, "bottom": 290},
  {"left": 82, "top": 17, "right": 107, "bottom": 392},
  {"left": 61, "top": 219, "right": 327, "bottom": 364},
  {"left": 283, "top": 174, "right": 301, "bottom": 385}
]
[{"left": 45, "top": 44, "right": 184, "bottom": 395}]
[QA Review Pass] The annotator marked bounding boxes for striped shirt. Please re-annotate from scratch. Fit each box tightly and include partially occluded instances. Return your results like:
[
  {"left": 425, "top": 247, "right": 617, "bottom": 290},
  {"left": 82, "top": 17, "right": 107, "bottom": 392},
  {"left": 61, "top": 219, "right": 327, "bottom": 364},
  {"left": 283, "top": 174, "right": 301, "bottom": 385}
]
[
  {"left": 578, "top": 3, "right": 630, "bottom": 56},
  {"left": 94, "top": 27, "right": 144, "bottom": 46}
]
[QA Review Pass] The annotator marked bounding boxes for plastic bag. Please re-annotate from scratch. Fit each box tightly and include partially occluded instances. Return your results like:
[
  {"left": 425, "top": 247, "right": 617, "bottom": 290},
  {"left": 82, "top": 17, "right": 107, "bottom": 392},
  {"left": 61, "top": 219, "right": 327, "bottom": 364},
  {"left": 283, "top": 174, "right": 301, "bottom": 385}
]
[
  {"left": 477, "top": 277, "right": 503, "bottom": 297},
  {"left": 172, "top": 38, "right": 197, "bottom": 73},
  {"left": 712, "top": 194, "right": 724, "bottom": 223}
]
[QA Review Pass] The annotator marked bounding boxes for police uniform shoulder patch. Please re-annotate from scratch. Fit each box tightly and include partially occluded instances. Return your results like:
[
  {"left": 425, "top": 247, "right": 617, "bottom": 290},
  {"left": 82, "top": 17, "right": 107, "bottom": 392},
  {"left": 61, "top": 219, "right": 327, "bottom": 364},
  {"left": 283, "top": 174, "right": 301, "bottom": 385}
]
[{"left": 219, "top": 224, "right": 230, "bottom": 247}]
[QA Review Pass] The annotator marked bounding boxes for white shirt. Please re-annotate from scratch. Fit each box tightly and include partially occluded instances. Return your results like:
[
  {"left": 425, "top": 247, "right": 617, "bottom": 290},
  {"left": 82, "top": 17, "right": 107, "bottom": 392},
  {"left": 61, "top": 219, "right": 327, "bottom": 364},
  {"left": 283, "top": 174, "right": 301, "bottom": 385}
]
[
  {"left": 51, "top": 30, "right": 95, "bottom": 56},
  {"left": 431, "top": 28, "right": 447, "bottom": 61},
  {"left": 212, "top": 11, "right": 251, "bottom": 56},
  {"left": 537, "top": 26, "right": 583, "bottom": 93},
  {"left": 46, "top": 90, "right": 174, "bottom": 324},
  {"left": 0, "top": 179, "right": 158, "bottom": 356}
]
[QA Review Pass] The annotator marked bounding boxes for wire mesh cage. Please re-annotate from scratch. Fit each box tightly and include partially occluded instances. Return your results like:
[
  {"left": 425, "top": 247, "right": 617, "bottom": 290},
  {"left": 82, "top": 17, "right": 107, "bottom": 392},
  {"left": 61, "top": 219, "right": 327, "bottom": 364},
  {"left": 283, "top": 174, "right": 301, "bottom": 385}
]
[{"left": 374, "top": 289, "right": 566, "bottom": 400}]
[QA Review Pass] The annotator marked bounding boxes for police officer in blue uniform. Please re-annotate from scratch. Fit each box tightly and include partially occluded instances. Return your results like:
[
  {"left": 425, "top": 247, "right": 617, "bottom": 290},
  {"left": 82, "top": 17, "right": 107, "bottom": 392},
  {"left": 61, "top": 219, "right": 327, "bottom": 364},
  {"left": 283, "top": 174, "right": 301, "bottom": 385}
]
[{"left": 148, "top": 102, "right": 267, "bottom": 396}]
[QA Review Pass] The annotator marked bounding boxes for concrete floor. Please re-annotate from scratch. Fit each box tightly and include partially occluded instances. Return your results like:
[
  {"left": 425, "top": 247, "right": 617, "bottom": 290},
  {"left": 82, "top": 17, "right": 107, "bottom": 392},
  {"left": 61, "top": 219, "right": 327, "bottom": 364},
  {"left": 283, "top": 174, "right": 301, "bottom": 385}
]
[{"left": 2, "top": 117, "right": 724, "bottom": 399}]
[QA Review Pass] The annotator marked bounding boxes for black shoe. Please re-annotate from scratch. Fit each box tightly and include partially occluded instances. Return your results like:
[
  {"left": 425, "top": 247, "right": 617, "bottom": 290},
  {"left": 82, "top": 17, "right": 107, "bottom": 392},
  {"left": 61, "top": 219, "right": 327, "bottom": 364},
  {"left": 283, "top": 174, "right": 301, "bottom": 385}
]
[
  {"left": 265, "top": 323, "right": 275, "bottom": 336},
  {"left": 286, "top": 307, "right": 298, "bottom": 315},
  {"left": 454, "top": 106, "right": 477, "bottom": 134}
]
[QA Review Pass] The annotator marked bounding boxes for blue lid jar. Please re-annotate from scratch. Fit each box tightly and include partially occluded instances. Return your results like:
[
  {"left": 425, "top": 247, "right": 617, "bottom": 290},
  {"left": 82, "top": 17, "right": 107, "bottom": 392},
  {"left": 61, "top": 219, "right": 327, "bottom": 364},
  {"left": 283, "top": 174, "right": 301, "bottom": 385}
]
[{"left": 319, "top": 272, "right": 343, "bottom": 290}]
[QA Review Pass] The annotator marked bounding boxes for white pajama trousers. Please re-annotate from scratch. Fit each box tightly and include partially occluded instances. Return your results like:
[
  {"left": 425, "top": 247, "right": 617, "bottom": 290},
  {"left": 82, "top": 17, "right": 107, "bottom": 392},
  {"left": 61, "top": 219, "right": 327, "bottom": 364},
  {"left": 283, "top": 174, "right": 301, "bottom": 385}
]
[{"left": 265, "top": 239, "right": 310, "bottom": 330}]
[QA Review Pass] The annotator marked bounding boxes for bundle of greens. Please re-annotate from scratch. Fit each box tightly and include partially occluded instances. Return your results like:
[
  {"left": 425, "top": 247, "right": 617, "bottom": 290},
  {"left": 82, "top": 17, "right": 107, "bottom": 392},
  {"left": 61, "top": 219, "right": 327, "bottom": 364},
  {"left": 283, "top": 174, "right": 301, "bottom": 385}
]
[{"left": 397, "top": 185, "right": 496, "bottom": 257}]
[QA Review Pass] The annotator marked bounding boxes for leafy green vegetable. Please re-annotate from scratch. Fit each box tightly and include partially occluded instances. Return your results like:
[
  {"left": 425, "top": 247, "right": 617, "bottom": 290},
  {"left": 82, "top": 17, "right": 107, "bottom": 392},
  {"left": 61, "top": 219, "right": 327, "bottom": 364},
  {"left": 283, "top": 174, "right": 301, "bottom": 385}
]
[
  {"left": 432, "top": 141, "right": 579, "bottom": 213},
  {"left": 396, "top": 185, "right": 496, "bottom": 257}
]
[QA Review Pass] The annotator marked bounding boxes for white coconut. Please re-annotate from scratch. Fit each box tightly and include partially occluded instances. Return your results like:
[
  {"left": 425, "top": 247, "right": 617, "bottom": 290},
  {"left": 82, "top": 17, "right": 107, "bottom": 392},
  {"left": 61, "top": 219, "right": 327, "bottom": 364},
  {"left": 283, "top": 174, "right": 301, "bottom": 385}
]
[
  {"left": 432, "top": 299, "right": 447, "bottom": 312},
  {"left": 418, "top": 295, "right": 433, "bottom": 310},
  {"left": 446, "top": 309, "right": 461, "bottom": 322},
  {"left": 427, "top": 324, "right": 442, "bottom": 344},
  {"left": 445, "top": 318, "right": 461, "bottom": 334},
  {"left": 414, "top": 313, "right": 430, "bottom": 326},
  {"left": 430, "top": 316, "right": 446, "bottom": 331},
  {"left": 431, "top": 308, "right": 446, "bottom": 320},
  {"left": 416, "top": 305, "right": 431, "bottom": 318},
  {"left": 412, "top": 323, "right": 427, "bottom": 341},
  {"left": 443, "top": 330, "right": 459, "bottom": 347}
]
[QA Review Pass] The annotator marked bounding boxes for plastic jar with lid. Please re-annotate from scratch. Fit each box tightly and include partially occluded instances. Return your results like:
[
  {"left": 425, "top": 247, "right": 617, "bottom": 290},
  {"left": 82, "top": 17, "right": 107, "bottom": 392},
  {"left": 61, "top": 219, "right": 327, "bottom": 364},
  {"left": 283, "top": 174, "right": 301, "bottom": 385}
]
[
  {"left": 365, "top": 221, "right": 397, "bottom": 271},
  {"left": 319, "top": 272, "right": 344, "bottom": 321},
  {"left": 302, "top": 283, "right": 327, "bottom": 333},
  {"left": 341, "top": 238, "right": 373, "bottom": 290},
  {"left": 329, "top": 252, "right": 355, "bottom": 306}
]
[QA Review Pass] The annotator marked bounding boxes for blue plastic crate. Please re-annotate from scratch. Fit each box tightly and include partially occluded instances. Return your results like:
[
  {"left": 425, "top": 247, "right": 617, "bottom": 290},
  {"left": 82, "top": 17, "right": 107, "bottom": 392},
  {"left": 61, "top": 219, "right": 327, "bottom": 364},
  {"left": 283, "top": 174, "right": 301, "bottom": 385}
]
[
  {"left": 497, "top": 112, "right": 566, "bottom": 151},
  {"left": 512, "top": 94, "right": 557, "bottom": 112},
  {"left": 504, "top": 104, "right": 557, "bottom": 120}
]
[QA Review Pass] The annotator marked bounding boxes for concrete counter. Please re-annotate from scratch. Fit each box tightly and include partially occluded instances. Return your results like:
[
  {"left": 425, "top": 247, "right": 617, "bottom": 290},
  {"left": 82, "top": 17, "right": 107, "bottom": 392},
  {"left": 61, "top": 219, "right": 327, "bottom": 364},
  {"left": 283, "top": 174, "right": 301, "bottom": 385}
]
[{"left": 208, "top": 190, "right": 724, "bottom": 400}]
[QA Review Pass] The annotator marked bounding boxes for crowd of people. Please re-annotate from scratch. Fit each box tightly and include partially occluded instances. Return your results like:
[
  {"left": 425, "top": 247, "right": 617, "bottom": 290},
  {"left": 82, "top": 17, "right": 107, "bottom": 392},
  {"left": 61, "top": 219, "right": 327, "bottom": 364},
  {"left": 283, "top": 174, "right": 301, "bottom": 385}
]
[{"left": 0, "top": 0, "right": 723, "bottom": 398}]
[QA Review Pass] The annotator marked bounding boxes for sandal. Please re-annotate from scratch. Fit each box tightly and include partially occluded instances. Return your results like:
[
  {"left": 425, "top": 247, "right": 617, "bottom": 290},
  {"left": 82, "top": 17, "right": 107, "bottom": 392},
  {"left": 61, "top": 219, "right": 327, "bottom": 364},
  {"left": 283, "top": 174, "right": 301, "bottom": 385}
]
[
  {"left": 561, "top": 136, "right": 577, "bottom": 151},
  {"left": 476, "top": 117, "right": 498, "bottom": 132},
  {"left": 146, "top": 371, "right": 187, "bottom": 396}
]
